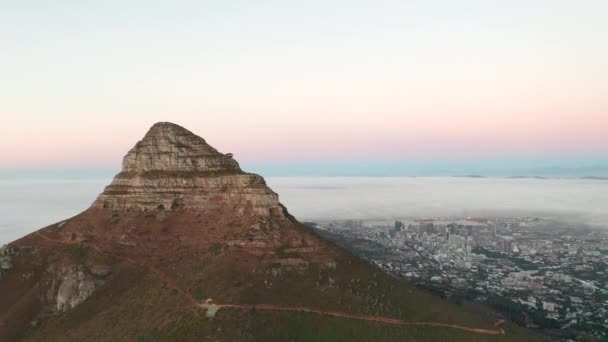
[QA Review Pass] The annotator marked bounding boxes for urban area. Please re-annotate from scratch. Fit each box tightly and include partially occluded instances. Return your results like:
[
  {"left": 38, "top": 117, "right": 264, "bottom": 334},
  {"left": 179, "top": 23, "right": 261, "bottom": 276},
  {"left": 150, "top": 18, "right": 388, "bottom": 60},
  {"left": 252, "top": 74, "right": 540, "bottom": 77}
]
[{"left": 311, "top": 217, "right": 608, "bottom": 341}]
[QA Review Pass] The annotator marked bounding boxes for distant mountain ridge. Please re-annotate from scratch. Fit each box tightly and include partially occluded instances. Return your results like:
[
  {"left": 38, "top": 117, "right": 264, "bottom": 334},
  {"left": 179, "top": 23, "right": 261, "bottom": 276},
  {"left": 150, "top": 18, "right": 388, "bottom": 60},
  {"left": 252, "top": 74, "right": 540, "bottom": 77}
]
[{"left": 3, "top": 163, "right": 607, "bottom": 180}]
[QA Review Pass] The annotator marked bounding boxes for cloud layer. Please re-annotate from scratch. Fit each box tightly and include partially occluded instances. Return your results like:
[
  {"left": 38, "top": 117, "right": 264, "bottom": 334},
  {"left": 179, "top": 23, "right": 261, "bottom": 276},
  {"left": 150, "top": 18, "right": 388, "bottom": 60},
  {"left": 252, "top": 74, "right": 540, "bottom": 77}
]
[{"left": 2, "top": 177, "right": 606, "bottom": 244}]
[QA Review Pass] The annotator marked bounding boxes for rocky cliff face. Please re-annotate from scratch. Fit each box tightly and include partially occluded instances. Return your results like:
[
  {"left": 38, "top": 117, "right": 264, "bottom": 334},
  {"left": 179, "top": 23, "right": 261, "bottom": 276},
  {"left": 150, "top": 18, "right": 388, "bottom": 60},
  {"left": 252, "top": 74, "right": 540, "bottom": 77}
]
[
  {"left": 0, "top": 245, "right": 15, "bottom": 279},
  {"left": 54, "top": 268, "right": 97, "bottom": 312},
  {"left": 93, "top": 122, "right": 283, "bottom": 217}
]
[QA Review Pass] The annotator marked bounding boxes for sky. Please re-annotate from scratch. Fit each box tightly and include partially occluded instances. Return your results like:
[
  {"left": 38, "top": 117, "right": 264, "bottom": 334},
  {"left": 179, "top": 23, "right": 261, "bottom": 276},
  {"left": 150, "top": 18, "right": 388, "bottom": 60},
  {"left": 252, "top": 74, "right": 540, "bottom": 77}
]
[{"left": 1, "top": 1, "right": 607, "bottom": 174}]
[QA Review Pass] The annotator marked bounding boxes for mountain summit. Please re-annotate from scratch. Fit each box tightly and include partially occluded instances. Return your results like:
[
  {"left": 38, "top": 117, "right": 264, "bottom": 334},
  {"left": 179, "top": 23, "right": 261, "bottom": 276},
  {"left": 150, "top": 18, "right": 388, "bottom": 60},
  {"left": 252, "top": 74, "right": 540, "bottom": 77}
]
[
  {"left": 0, "top": 123, "right": 536, "bottom": 341},
  {"left": 94, "top": 122, "right": 282, "bottom": 216},
  {"left": 119, "top": 122, "right": 242, "bottom": 173}
]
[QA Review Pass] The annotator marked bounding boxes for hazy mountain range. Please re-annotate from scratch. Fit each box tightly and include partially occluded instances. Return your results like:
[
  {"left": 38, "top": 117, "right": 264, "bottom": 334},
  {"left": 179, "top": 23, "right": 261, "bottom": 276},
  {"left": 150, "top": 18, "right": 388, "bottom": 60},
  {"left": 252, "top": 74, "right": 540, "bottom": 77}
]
[{"left": 1, "top": 160, "right": 607, "bottom": 181}]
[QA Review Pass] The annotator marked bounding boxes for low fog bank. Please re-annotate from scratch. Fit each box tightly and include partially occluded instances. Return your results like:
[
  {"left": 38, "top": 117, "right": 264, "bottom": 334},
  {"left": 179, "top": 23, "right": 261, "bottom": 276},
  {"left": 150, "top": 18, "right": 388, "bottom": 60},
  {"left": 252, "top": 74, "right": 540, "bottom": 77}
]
[
  {"left": 0, "top": 177, "right": 606, "bottom": 244},
  {"left": 0, "top": 180, "right": 107, "bottom": 244},
  {"left": 266, "top": 177, "right": 608, "bottom": 227}
]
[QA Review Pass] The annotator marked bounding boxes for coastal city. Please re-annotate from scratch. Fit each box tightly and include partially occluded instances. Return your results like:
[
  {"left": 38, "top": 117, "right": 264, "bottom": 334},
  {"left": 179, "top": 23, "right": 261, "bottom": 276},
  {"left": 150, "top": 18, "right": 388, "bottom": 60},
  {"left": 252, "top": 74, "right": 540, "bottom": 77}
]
[{"left": 311, "top": 217, "right": 608, "bottom": 341}]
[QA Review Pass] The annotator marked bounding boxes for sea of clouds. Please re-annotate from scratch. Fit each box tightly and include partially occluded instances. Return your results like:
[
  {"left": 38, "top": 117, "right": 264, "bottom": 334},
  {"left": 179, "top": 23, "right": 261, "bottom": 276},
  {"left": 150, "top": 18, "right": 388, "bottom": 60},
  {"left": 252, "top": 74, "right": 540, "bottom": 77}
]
[{"left": 1, "top": 177, "right": 607, "bottom": 244}]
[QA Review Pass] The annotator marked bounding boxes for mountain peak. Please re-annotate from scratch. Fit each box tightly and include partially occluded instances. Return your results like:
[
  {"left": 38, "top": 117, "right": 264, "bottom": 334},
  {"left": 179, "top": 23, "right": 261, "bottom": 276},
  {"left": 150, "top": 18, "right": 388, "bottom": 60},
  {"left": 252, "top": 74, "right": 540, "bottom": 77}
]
[
  {"left": 93, "top": 123, "right": 282, "bottom": 215},
  {"left": 123, "top": 122, "right": 241, "bottom": 173}
]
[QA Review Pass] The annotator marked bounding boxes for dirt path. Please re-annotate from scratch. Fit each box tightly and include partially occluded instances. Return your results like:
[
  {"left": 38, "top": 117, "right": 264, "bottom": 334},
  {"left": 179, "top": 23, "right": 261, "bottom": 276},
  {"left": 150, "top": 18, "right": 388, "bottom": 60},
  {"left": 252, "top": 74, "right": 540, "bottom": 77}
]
[
  {"left": 199, "top": 302, "right": 505, "bottom": 335},
  {"left": 35, "top": 231, "right": 506, "bottom": 336}
]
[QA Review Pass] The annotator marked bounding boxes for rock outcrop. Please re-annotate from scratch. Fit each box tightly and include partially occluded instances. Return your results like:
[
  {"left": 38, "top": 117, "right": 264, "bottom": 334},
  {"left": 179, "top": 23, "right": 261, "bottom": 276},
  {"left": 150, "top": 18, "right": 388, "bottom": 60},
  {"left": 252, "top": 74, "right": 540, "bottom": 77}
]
[
  {"left": 93, "top": 122, "right": 284, "bottom": 217},
  {"left": 55, "top": 268, "right": 96, "bottom": 312},
  {"left": 0, "top": 245, "right": 15, "bottom": 279}
]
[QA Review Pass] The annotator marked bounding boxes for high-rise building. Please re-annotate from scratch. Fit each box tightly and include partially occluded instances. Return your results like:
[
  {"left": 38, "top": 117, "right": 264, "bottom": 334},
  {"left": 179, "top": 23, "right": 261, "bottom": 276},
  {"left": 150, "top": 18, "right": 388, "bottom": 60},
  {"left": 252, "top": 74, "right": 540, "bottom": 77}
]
[{"left": 394, "top": 220, "right": 405, "bottom": 232}]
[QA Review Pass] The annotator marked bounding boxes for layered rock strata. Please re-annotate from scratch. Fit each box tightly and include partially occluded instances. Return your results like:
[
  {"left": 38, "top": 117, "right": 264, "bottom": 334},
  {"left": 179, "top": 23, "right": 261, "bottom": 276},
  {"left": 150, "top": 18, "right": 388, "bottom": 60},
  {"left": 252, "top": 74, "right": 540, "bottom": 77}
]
[{"left": 93, "top": 122, "right": 282, "bottom": 216}]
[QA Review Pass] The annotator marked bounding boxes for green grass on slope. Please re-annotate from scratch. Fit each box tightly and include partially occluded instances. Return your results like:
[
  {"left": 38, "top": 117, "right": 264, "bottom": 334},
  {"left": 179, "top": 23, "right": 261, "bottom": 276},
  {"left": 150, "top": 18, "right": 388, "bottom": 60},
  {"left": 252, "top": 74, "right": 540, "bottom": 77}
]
[{"left": 17, "top": 264, "right": 544, "bottom": 342}]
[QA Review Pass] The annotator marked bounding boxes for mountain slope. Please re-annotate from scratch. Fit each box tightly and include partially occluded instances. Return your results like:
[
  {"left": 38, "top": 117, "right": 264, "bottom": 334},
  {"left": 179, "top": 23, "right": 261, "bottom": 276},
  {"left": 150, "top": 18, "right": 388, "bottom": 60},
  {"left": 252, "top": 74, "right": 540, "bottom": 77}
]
[{"left": 0, "top": 122, "right": 541, "bottom": 341}]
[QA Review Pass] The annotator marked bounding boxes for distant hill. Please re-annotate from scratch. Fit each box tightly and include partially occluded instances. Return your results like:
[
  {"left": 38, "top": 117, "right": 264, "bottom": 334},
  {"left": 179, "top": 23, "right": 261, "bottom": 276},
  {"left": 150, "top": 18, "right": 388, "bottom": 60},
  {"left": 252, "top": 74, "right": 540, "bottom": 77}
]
[
  {"left": 580, "top": 176, "right": 608, "bottom": 180},
  {"left": 506, "top": 176, "right": 546, "bottom": 179}
]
